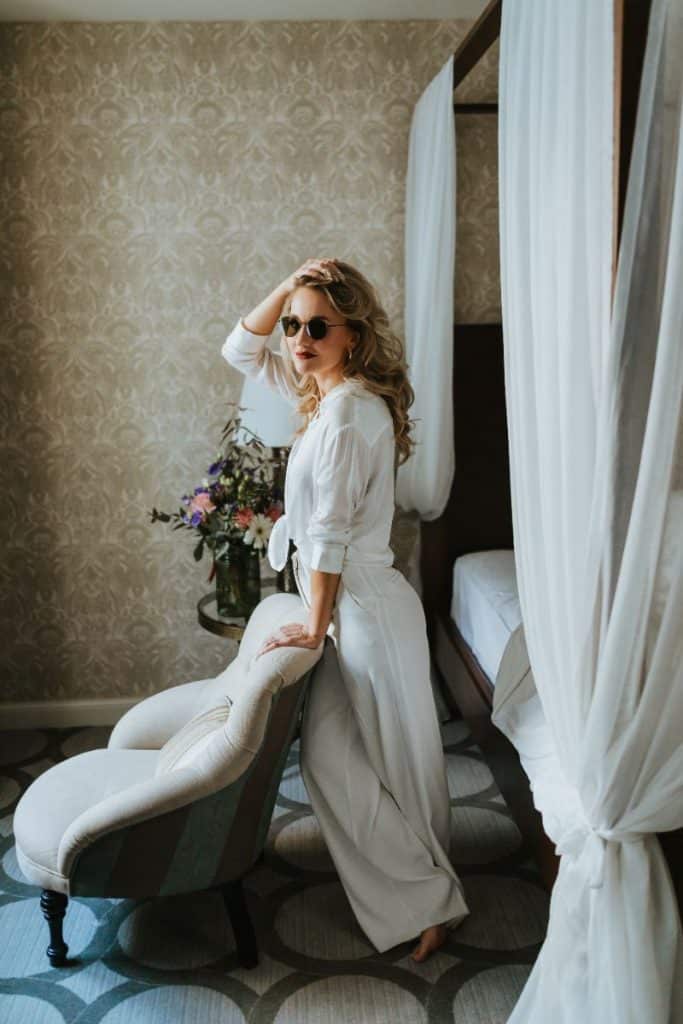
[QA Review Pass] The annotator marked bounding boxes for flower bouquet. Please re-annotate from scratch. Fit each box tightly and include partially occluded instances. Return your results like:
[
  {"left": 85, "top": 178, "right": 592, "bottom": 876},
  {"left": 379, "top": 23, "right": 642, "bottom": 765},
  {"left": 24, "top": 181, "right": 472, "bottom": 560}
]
[{"left": 149, "top": 402, "right": 285, "bottom": 618}]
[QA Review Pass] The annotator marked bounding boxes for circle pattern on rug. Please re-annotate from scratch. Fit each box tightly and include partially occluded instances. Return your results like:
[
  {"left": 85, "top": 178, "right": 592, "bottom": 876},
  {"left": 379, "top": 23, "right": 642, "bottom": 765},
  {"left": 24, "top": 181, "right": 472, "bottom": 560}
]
[
  {"left": 274, "top": 883, "right": 374, "bottom": 960},
  {"left": 2, "top": 843, "right": 31, "bottom": 885},
  {"left": 0, "top": 994, "right": 66, "bottom": 1023},
  {"left": 60, "top": 728, "right": 115, "bottom": 759},
  {"left": 452, "top": 964, "right": 532, "bottom": 1022},
  {"left": 444, "top": 753, "right": 495, "bottom": 798},
  {"left": 116, "top": 892, "right": 233, "bottom": 970},
  {"left": 99, "top": 984, "right": 245, "bottom": 1023},
  {"left": 0, "top": 776, "right": 20, "bottom": 811},
  {"left": 0, "top": 731, "right": 47, "bottom": 767},
  {"left": 277, "top": 765, "right": 311, "bottom": 806},
  {"left": 0, "top": 897, "right": 98, "bottom": 978},
  {"left": 273, "top": 975, "right": 427, "bottom": 1024},
  {"left": 456, "top": 875, "right": 548, "bottom": 950},
  {"left": 450, "top": 805, "right": 522, "bottom": 864},
  {"left": 1, "top": 717, "right": 548, "bottom": 1022},
  {"left": 273, "top": 815, "right": 335, "bottom": 872}
]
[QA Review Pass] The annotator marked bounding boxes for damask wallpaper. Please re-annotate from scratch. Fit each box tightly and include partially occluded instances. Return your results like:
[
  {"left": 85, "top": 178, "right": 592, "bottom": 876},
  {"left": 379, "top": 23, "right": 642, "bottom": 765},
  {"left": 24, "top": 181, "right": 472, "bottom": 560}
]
[{"left": 0, "top": 20, "right": 500, "bottom": 712}]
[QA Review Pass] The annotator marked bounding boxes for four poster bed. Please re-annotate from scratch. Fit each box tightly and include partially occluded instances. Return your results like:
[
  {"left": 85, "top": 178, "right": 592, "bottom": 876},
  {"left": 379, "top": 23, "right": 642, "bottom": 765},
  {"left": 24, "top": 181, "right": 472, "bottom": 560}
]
[{"left": 420, "top": 0, "right": 682, "bottom": 902}]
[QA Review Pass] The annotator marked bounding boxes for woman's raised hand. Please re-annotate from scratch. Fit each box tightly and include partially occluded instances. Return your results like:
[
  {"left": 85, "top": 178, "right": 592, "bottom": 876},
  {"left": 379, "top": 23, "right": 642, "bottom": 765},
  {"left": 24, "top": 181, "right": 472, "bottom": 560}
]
[
  {"left": 281, "top": 257, "right": 345, "bottom": 295},
  {"left": 245, "top": 259, "right": 345, "bottom": 337}
]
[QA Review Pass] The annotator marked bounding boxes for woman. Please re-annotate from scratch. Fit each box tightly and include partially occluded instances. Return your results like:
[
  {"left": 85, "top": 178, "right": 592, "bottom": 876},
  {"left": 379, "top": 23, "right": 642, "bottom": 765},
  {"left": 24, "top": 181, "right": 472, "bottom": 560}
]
[{"left": 221, "top": 257, "right": 469, "bottom": 962}]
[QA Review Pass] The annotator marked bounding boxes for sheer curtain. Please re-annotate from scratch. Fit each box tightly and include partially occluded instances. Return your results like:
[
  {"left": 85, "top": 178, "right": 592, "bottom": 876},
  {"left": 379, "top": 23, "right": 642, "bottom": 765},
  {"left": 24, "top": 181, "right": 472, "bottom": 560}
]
[
  {"left": 493, "top": 0, "right": 683, "bottom": 1021},
  {"left": 396, "top": 55, "right": 456, "bottom": 520}
]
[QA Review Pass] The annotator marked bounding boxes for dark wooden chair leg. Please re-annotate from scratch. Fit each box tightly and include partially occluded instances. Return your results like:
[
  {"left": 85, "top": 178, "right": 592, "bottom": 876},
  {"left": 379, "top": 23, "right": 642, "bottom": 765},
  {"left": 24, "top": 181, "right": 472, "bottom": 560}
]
[
  {"left": 40, "top": 889, "right": 69, "bottom": 966},
  {"left": 222, "top": 878, "right": 258, "bottom": 969}
]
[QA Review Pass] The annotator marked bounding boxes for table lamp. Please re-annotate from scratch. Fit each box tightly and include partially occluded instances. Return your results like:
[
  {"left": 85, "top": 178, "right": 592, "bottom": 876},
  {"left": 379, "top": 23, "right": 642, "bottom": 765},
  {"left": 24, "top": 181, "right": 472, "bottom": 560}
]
[{"left": 236, "top": 374, "right": 303, "bottom": 593}]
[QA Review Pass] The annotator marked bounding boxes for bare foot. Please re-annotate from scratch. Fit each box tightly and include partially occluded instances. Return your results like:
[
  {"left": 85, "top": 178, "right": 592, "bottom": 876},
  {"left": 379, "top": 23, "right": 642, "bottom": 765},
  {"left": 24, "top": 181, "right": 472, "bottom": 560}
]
[{"left": 410, "top": 923, "right": 449, "bottom": 962}]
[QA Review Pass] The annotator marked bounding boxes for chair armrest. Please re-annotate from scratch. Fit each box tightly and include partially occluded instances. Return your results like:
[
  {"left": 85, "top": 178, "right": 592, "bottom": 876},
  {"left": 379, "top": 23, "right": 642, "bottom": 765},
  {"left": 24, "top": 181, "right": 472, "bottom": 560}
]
[{"left": 58, "top": 741, "right": 252, "bottom": 880}]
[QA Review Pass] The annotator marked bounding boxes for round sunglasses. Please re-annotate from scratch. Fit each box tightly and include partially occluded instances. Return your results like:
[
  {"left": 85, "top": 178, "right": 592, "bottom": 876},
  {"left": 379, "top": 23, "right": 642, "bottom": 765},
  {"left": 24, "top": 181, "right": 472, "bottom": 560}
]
[{"left": 280, "top": 315, "right": 347, "bottom": 341}]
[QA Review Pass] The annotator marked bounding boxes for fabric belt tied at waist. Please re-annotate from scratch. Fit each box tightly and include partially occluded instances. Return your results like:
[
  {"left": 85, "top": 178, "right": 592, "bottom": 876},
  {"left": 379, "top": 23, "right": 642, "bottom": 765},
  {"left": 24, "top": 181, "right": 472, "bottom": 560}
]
[{"left": 267, "top": 513, "right": 290, "bottom": 572}]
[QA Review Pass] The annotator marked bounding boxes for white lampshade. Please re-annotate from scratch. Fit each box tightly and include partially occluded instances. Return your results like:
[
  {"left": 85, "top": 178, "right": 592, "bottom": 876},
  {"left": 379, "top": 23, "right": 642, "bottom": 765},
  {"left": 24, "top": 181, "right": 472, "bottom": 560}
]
[{"left": 236, "top": 375, "right": 303, "bottom": 449}]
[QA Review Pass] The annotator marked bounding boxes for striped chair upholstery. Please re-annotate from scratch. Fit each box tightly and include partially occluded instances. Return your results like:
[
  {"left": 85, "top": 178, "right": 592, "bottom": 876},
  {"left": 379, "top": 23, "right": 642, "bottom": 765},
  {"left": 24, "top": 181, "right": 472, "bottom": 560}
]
[{"left": 13, "top": 592, "right": 324, "bottom": 969}]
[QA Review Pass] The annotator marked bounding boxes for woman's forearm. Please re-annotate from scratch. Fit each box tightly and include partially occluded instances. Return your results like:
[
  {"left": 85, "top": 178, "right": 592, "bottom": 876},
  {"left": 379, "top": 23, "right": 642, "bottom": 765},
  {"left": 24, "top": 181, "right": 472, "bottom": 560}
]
[
  {"left": 242, "top": 281, "right": 291, "bottom": 336},
  {"left": 307, "top": 567, "right": 342, "bottom": 640}
]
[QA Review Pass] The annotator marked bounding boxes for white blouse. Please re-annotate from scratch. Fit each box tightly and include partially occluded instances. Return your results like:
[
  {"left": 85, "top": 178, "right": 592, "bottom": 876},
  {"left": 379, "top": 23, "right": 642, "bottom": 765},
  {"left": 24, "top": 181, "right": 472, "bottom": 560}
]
[{"left": 221, "top": 317, "right": 397, "bottom": 575}]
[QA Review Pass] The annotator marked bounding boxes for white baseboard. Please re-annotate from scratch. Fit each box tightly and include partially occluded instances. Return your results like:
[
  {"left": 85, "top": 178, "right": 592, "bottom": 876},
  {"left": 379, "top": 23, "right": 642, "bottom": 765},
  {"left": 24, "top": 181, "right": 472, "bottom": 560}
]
[{"left": 0, "top": 698, "right": 140, "bottom": 730}]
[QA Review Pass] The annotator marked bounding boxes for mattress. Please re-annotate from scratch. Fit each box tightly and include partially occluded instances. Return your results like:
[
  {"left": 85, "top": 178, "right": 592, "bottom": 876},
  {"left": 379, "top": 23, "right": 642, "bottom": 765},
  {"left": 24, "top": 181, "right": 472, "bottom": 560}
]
[{"left": 449, "top": 550, "right": 522, "bottom": 685}]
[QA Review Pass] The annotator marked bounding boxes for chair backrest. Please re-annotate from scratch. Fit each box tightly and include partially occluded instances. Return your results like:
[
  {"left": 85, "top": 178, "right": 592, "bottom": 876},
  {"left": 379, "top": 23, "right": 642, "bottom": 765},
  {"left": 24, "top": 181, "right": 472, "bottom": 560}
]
[
  {"left": 152, "top": 591, "right": 325, "bottom": 883},
  {"left": 70, "top": 593, "right": 325, "bottom": 899},
  {"left": 155, "top": 592, "right": 323, "bottom": 778}
]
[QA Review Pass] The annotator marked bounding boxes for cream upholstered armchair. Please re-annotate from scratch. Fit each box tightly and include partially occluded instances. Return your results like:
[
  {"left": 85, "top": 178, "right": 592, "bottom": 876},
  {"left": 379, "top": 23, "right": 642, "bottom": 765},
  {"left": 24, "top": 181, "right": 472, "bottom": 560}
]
[{"left": 13, "top": 592, "right": 324, "bottom": 970}]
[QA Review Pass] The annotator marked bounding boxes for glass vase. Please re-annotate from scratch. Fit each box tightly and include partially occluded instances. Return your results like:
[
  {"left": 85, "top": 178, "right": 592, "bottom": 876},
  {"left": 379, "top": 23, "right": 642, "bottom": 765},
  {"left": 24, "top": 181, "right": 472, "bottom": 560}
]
[{"left": 214, "top": 544, "right": 261, "bottom": 620}]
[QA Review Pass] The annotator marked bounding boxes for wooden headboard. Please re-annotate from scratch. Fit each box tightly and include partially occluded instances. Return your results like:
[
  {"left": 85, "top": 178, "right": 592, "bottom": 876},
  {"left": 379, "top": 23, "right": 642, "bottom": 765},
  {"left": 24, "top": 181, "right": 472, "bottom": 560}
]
[{"left": 420, "top": 322, "right": 512, "bottom": 634}]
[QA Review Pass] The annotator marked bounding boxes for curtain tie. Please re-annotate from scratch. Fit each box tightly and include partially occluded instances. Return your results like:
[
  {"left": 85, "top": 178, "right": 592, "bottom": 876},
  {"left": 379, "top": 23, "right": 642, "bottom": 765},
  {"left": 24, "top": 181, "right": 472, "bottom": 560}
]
[{"left": 556, "top": 821, "right": 646, "bottom": 889}]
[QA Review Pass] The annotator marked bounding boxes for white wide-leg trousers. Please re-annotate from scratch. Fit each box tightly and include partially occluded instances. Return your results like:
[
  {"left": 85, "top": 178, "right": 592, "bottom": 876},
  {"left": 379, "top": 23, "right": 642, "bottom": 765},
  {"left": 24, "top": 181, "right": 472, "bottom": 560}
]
[{"left": 292, "top": 550, "right": 469, "bottom": 953}]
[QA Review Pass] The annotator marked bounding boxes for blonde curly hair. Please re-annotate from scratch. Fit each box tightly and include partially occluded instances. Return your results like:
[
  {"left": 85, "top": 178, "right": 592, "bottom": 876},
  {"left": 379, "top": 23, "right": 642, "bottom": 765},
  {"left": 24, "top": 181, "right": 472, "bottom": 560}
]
[{"left": 276, "top": 260, "right": 417, "bottom": 467}]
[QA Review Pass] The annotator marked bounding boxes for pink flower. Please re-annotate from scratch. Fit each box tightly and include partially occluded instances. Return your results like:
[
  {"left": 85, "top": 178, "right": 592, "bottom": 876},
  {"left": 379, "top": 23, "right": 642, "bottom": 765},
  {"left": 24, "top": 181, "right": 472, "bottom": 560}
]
[
  {"left": 234, "top": 507, "right": 254, "bottom": 528},
  {"left": 265, "top": 503, "right": 283, "bottom": 522},
  {"left": 189, "top": 492, "right": 216, "bottom": 518}
]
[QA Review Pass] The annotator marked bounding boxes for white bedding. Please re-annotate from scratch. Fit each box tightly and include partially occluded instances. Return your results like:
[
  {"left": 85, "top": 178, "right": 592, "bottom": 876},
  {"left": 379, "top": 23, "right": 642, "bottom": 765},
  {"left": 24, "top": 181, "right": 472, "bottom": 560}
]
[{"left": 449, "top": 549, "right": 523, "bottom": 685}]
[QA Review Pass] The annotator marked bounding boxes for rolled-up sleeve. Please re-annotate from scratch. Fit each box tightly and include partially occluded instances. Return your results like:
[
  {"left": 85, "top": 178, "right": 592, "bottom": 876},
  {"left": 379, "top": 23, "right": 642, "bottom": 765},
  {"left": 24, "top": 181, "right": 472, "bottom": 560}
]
[
  {"left": 307, "top": 422, "right": 371, "bottom": 573},
  {"left": 221, "top": 318, "right": 300, "bottom": 405}
]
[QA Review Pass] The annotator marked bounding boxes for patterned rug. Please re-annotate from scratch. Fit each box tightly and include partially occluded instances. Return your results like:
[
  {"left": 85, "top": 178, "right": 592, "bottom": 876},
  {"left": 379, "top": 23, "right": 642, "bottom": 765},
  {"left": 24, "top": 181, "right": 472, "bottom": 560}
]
[{"left": 0, "top": 716, "right": 549, "bottom": 1023}]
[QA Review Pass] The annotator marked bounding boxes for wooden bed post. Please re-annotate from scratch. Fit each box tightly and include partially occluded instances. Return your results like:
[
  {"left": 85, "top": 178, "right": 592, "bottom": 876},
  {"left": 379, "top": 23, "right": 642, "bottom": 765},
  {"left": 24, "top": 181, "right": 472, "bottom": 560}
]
[{"left": 612, "top": 0, "right": 653, "bottom": 296}]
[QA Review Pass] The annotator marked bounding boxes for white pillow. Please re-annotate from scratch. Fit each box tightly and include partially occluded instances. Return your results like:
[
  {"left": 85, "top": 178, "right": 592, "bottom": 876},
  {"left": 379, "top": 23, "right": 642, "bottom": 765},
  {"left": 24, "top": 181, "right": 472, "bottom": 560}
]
[{"left": 155, "top": 698, "right": 232, "bottom": 775}]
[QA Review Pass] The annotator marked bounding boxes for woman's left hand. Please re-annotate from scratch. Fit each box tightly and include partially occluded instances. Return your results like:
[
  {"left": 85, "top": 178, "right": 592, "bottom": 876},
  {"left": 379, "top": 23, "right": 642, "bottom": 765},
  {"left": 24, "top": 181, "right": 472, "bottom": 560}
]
[{"left": 255, "top": 622, "right": 325, "bottom": 658}]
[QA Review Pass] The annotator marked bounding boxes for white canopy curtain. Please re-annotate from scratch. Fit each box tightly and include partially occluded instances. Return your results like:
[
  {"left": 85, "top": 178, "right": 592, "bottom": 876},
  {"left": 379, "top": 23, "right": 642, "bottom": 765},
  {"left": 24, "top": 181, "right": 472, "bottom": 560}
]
[
  {"left": 493, "top": 0, "right": 683, "bottom": 1022},
  {"left": 396, "top": 54, "right": 456, "bottom": 520}
]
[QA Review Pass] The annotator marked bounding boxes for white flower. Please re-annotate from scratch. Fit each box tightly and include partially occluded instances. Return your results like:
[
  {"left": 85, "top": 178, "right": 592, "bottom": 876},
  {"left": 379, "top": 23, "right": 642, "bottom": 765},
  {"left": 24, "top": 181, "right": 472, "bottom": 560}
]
[{"left": 244, "top": 513, "right": 273, "bottom": 551}]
